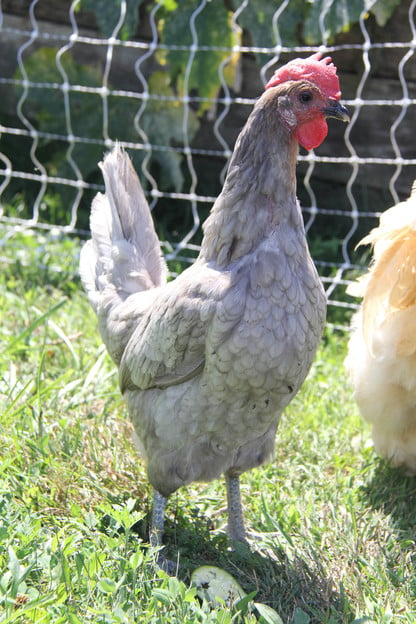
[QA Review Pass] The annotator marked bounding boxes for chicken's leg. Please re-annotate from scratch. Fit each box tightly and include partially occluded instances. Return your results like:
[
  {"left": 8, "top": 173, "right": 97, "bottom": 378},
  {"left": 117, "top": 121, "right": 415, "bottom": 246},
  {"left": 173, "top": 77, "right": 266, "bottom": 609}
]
[
  {"left": 225, "top": 472, "right": 247, "bottom": 542},
  {"left": 149, "top": 489, "right": 177, "bottom": 574},
  {"left": 150, "top": 489, "right": 167, "bottom": 548}
]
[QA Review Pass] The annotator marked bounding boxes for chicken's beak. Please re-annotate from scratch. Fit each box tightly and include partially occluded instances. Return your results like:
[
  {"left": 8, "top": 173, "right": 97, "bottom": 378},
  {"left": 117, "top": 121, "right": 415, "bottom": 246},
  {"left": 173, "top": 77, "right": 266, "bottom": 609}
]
[{"left": 323, "top": 100, "right": 350, "bottom": 123}]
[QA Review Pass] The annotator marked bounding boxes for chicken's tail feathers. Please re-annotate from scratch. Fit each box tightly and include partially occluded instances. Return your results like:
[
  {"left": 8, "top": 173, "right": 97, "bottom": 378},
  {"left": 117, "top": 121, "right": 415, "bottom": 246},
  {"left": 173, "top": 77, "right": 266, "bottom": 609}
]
[{"left": 80, "top": 145, "right": 168, "bottom": 311}]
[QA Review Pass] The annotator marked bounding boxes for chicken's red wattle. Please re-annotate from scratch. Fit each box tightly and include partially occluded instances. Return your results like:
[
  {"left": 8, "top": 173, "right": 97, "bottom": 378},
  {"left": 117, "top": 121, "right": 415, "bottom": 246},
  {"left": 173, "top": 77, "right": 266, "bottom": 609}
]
[{"left": 296, "top": 116, "right": 328, "bottom": 150}]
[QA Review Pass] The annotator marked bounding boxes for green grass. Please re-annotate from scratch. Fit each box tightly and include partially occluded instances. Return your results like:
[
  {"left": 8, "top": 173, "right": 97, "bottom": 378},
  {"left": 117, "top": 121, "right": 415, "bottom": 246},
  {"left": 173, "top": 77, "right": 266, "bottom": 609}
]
[{"left": 1, "top": 228, "right": 416, "bottom": 623}]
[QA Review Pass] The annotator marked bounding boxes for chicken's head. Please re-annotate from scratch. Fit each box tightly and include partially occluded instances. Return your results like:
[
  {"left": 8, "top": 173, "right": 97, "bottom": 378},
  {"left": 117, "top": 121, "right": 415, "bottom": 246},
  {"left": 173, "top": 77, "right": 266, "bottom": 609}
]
[{"left": 265, "top": 53, "right": 349, "bottom": 150}]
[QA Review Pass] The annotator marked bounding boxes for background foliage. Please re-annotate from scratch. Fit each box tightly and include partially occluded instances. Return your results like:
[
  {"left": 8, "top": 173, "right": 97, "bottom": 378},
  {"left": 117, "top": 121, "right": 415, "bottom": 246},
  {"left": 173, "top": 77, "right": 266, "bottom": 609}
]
[{"left": 2, "top": 0, "right": 401, "bottom": 223}]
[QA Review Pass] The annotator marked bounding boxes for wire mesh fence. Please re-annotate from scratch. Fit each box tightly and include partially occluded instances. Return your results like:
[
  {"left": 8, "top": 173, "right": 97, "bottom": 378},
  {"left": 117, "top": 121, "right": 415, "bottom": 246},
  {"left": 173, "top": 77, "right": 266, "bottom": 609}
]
[{"left": 0, "top": 0, "right": 416, "bottom": 327}]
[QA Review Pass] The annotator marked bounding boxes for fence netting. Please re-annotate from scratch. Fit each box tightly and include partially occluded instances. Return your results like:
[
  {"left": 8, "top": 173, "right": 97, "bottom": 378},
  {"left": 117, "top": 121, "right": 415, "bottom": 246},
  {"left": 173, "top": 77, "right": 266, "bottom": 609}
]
[{"left": 1, "top": 0, "right": 416, "bottom": 328}]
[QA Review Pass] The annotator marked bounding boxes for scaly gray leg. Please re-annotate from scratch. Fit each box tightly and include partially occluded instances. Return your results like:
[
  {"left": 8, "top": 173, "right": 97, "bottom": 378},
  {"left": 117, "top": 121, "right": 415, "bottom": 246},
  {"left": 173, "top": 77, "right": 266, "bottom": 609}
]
[
  {"left": 150, "top": 489, "right": 167, "bottom": 548},
  {"left": 225, "top": 472, "right": 247, "bottom": 542},
  {"left": 149, "top": 490, "right": 177, "bottom": 574}
]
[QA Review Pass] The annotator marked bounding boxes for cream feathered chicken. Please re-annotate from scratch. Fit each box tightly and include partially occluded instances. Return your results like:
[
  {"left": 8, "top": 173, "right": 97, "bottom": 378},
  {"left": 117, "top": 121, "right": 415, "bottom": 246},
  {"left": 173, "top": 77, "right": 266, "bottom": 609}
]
[
  {"left": 346, "top": 183, "right": 416, "bottom": 473},
  {"left": 80, "top": 54, "right": 349, "bottom": 551}
]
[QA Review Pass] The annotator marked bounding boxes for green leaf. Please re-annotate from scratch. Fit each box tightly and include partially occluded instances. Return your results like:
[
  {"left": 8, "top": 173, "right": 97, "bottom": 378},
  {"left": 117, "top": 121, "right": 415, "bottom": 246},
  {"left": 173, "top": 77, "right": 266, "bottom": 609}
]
[
  {"left": 237, "top": 0, "right": 305, "bottom": 55},
  {"left": 13, "top": 47, "right": 195, "bottom": 194},
  {"left": 152, "top": 587, "right": 175, "bottom": 604},
  {"left": 159, "top": 0, "right": 239, "bottom": 112},
  {"left": 160, "top": 0, "right": 178, "bottom": 9},
  {"left": 98, "top": 577, "right": 117, "bottom": 593},
  {"left": 302, "top": 0, "right": 400, "bottom": 44},
  {"left": 7, "top": 546, "right": 22, "bottom": 582},
  {"left": 13, "top": 46, "right": 104, "bottom": 191},
  {"left": 129, "top": 550, "right": 144, "bottom": 569},
  {"left": 254, "top": 601, "right": 284, "bottom": 624},
  {"left": 235, "top": 590, "right": 257, "bottom": 613},
  {"left": 293, "top": 607, "right": 311, "bottom": 624},
  {"left": 79, "top": 0, "right": 144, "bottom": 40},
  {"left": 16, "top": 47, "right": 103, "bottom": 136},
  {"left": 371, "top": 0, "right": 401, "bottom": 26},
  {"left": 303, "top": 0, "right": 374, "bottom": 44},
  {"left": 136, "top": 71, "right": 199, "bottom": 191}
]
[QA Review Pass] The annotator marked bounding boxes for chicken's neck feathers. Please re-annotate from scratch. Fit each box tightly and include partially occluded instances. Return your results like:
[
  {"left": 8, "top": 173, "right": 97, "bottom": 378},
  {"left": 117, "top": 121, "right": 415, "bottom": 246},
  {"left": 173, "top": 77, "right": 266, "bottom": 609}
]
[{"left": 199, "top": 96, "right": 301, "bottom": 266}]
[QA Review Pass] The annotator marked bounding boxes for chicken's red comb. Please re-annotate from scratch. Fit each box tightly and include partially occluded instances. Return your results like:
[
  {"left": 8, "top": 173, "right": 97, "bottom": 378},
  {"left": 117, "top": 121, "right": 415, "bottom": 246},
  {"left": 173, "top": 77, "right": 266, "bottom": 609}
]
[{"left": 265, "top": 52, "right": 341, "bottom": 100}]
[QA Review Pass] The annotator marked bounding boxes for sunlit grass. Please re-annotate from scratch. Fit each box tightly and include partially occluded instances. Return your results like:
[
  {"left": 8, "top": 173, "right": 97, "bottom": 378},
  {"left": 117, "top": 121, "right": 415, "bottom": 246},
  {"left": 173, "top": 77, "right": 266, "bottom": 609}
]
[{"left": 0, "top": 228, "right": 415, "bottom": 623}]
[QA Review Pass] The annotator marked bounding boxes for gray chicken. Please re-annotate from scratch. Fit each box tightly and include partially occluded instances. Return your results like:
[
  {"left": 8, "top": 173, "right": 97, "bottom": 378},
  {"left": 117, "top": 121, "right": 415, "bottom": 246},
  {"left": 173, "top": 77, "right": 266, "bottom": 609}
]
[{"left": 80, "top": 53, "right": 348, "bottom": 553}]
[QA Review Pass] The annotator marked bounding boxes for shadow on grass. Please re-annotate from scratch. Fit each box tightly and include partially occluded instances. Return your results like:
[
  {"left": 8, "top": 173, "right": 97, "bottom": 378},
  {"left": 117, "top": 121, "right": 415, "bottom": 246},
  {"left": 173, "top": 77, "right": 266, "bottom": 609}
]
[
  {"left": 152, "top": 512, "right": 354, "bottom": 624},
  {"left": 95, "top": 492, "right": 353, "bottom": 622},
  {"left": 363, "top": 460, "right": 416, "bottom": 533}
]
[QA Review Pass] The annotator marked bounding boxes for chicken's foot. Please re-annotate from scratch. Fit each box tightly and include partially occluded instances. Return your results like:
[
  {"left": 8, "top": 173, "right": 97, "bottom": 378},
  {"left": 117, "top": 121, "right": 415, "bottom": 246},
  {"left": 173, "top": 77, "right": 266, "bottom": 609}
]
[{"left": 225, "top": 473, "right": 247, "bottom": 543}]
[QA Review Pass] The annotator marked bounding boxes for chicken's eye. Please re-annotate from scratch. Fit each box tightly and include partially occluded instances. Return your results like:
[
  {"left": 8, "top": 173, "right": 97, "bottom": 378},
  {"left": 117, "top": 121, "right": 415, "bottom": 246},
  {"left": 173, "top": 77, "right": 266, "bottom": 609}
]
[{"left": 299, "top": 91, "right": 313, "bottom": 103}]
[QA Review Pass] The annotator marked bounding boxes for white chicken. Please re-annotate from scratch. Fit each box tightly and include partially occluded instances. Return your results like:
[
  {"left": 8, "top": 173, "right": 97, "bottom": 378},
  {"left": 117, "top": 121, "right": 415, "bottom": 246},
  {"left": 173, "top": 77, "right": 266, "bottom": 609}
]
[
  {"left": 80, "top": 53, "right": 349, "bottom": 555},
  {"left": 345, "top": 182, "right": 416, "bottom": 473}
]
